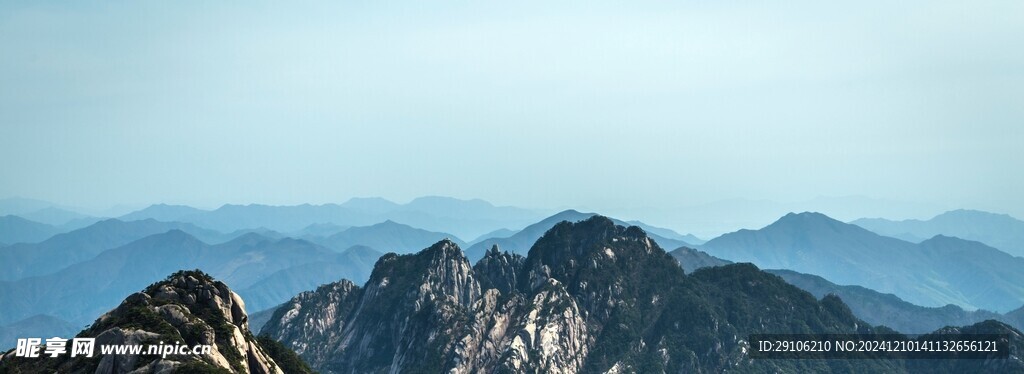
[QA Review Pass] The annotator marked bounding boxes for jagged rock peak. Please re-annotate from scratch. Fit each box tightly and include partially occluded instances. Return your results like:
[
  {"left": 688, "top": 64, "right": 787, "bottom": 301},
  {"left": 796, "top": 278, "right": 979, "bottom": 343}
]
[
  {"left": 487, "top": 243, "right": 502, "bottom": 256},
  {"left": 474, "top": 244, "right": 526, "bottom": 296}
]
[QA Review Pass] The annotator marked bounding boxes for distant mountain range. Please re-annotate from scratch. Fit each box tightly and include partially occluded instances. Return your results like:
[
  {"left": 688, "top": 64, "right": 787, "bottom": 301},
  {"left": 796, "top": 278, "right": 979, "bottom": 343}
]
[
  {"left": 668, "top": 246, "right": 1024, "bottom": 335},
  {"left": 700, "top": 212, "right": 1024, "bottom": 312},
  {"left": 0, "top": 198, "right": 98, "bottom": 227},
  {"left": 118, "top": 196, "right": 547, "bottom": 240},
  {"left": 0, "top": 215, "right": 60, "bottom": 245},
  {"left": 852, "top": 209, "right": 1024, "bottom": 258},
  {"left": 0, "top": 219, "right": 226, "bottom": 282},
  {"left": 669, "top": 246, "right": 731, "bottom": 273},
  {"left": 313, "top": 220, "right": 465, "bottom": 253},
  {"left": 0, "top": 315, "right": 78, "bottom": 351},
  {"left": 766, "top": 269, "right": 1020, "bottom": 334},
  {"left": 1, "top": 212, "right": 1022, "bottom": 373},
  {"left": 0, "top": 231, "right": 378, "bottom": 339}
]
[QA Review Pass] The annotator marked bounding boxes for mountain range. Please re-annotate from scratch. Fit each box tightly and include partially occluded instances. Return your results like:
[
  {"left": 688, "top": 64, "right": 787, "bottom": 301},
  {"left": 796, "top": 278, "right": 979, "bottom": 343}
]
[
  {"left": 0, "top": 231, "right": 378, "bottom": 338},
  {"left": 262, "top": 217, "right": 898, "bottom": 372},
  {"left": 260, "top": 216, "right": 1022, "bottom": 373},
  {"left": 766, "top": 269, "right": 1019, "bottom": 334},
  {"left": 0, "top": 215, "right": 61, "bottom": 245},
  {"left": 852, "top": 209, "right": 1024, "bottom": 258},
  {"left": 312, "top": 220, "right": 465, "bottom": 253},
  {"left": 665, "top": 246, "right": 1024, "bottom": 335},
  {"left": 0, "top": 212, "right": 1021, "bottom": 373},
  {"left": 700, "top": 212, "right": 1024, "bottom": 312},
  {"left": 0, "top": 219, "right": 226, "bottom": 282},
  {"left": 118, "top": 196, "right": 547, "bottom": 240}
]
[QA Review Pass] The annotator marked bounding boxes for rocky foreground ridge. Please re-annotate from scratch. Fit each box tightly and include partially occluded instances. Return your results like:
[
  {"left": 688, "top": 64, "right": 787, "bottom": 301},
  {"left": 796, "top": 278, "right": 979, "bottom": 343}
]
[{"left": 0, "top": 270, "right": 302, "bottom": 374}]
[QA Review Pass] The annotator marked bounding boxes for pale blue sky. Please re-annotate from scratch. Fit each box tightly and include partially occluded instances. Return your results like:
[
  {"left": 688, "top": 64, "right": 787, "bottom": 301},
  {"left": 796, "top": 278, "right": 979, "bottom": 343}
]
[{"left": 1, "top": 1, "right": 1022, "bottom": 223}]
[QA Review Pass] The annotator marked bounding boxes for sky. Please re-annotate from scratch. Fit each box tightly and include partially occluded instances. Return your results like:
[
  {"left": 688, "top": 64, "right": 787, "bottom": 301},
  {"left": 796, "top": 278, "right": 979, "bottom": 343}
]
[{"left": 1, "top": 0, "right": 1022, "bottom": 229}]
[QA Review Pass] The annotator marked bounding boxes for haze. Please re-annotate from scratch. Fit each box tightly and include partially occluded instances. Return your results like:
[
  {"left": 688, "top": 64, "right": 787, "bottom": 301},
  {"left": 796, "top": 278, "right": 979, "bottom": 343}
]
[{"left": 1, "top": 1, "right": 1021, "bottom": 235}]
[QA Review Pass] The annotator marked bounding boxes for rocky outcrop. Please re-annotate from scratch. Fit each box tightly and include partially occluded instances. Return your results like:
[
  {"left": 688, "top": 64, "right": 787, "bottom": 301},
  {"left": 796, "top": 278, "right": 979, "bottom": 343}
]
[
  {"left": 0, "top": 270, "right": 285, "bottom": 373},
  {"left": 260, "top": 279, "right": 362, "bottom": 366},
  {"left": 473, "top": 245, "right": 525, "bottom": 295}
]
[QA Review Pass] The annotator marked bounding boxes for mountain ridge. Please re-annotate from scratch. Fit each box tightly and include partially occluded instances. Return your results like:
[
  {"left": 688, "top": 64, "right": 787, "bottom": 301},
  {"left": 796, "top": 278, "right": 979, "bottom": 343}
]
[
  {"left": 261, "top": 216, "right": 938, "bottom": 373},
  {"left": 852, "top": 209, "right": 1024, "bottom": 257}
]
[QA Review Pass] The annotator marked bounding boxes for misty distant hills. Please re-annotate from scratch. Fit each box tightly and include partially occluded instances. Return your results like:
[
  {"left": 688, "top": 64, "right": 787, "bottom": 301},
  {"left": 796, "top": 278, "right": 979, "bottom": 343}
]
[
  {"left": 469, "top": 228, "right": 517, "bottom": 244},
  {"left": 766, "top": 269, "right": 1018, "bottom": 334},
  {"left": 118, "top": 203, "right": 206, "bottom": 222},
  {"left": 0, "top": 215, "right": 60, "bottom": 245},
  {"left": 0, "top": 315, "right": 78, "bottom": 351},
  {"left": 237, "top": 245, "right": 381, "bottom": 309},
  {"left": 1008, "top": 306, "right": 1024, "bottom": 329},
  {"left": 852, "top": 209, "right": 1024, "bottom": 258},
  {"left": 669, "top": 246, "right": 731, "bottom": 273},
  {"left": 0, "top": 198, "right": 97, "bottom": 227},
  {"left": 668, "top": 243, "right": 1024, "bottom": 334},
  {"left": 627, "top": 220, "right": 705, "bottom": 244},
  {"left": 17, "top": 206, "right": 95, "bottom": 227},
  {"left": 663, "top": 242, "right": 1024, "bottom": 335},
  {"left": 118, "top": 196, "right": 547, "bottom": 240},
  {"left": 0, "top": 230, "right": 378, "bottom": 333},
  {"left": 291, "top": 222, "right": 350, "bottom": 238},
  {"left": 0, "top": 197, "right": 55, "bottom": 216},
  {"left": 314, "top": 220, "right": 464, "bottom": 253},
  {"left": 701, "top": 212, "right": 1024, "bottom": 312},
  {"left": 0, "top": 219, "right": 228, "bottom": 281},
  {"left": 464, "top": 209, "right": 696, "bottom": 261}
]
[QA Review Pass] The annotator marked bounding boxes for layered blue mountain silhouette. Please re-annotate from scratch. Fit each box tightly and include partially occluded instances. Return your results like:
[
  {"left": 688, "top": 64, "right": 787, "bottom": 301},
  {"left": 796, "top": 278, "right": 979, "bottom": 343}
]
[
  {"left": 852, "top": 209, "right": 1024, "bottom": 257},
  {"left": 0, "top": 215, "right": 60, "bottom": 245},
  {"left": 701, "top": 212, "right": 1024, "bottom": 312},
  {"left": 118, "top": 196, "right": 546, "bottom": 240},
  {"left": 0, "top": 231, "right": 377, "bottom": 336},
  {"left": 2, "top": 198, "right": 1023, "bottom": 370}
]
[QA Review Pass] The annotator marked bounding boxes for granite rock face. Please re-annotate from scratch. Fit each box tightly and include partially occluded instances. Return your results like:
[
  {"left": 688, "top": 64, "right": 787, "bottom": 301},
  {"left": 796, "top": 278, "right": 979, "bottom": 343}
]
[{"left": 0, "top": 270, "right": 285, "bottom": 374}]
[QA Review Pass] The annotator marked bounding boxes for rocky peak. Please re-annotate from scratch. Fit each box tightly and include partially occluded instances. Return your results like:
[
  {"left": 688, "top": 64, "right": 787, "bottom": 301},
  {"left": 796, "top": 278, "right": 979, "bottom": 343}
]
[
  {"left": 0, "top": 270, "right": 285, "bottom": 373},
  {"left": 317, "top": 239, "right": 482, "bottom": 373},
  {"left": 414, "top": 238, "right": 480, "bottom": 309},
  {"left": 145, "top": 270, "right": 249, "bottom": 329},
  {"left": 522, "top": 215, "right": 676, "bottom": 291}
]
